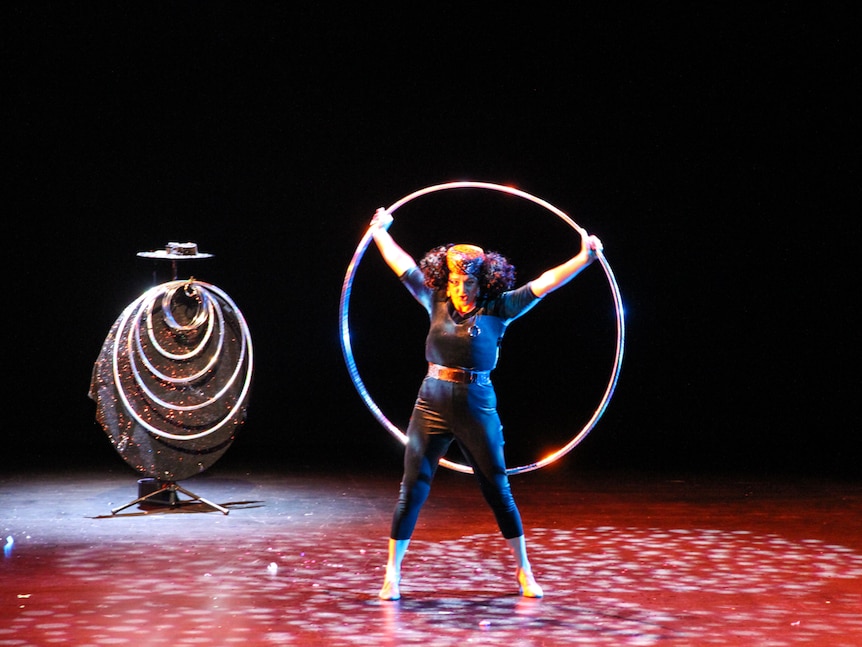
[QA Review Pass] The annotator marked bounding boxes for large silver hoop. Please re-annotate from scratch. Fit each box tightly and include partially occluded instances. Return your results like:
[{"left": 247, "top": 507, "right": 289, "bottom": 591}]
[{"left": 340, "top": 181, "right": 625, "bottom": 474}]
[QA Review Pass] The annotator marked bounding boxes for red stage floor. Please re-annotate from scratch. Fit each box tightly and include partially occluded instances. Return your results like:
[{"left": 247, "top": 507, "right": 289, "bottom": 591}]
[{"left": 2, "top": 464, "right": 861, "bottom": 646}]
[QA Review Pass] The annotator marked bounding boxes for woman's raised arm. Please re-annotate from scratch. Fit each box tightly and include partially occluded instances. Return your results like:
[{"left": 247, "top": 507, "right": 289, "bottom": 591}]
[
  {"left": 529, "top": 230, "right": 603, "bottom": 298},
  {"left": 369, "top": 208, "right": 418, "bottom": 277}
]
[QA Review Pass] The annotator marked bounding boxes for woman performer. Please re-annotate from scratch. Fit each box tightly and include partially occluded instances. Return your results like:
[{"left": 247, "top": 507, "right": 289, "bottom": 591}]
[{"left": 369, "top": 207, "right": 602, "bottom": 601}]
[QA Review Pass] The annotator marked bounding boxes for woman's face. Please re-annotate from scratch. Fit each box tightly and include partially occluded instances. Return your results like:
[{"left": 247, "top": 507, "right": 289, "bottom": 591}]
[{"left": 447, "top": 271, "right": 480, "bottom": 315}]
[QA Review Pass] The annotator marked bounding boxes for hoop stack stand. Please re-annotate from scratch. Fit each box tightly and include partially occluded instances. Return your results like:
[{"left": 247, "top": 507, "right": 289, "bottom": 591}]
[{"left": 91, "top": 242, "right": 253, "bottom": 516}]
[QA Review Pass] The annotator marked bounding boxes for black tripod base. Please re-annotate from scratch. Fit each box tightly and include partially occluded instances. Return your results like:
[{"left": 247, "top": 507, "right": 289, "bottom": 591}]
[{"left": 111, "top": 478, "right": 229, "bottom": 515}]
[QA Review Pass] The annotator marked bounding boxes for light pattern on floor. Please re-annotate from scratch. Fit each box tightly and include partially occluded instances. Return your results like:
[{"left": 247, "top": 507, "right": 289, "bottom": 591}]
[{"left": 3, "top": 525, "right": 862, "bottom": 646}]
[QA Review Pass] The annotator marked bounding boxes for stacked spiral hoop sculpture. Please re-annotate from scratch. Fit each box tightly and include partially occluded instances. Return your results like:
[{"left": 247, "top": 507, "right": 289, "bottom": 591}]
[
  {"left": 90, "top": 279, "right": 254, "bottom": 481},
  {"left": 340, "top": 181, "right": 625, "bottom": 475}
]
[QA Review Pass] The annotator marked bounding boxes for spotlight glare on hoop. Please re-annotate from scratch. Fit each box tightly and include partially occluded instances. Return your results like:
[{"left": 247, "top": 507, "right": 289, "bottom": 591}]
[{"left": 340, "top": 181, "right": 624, "bottom": 475}]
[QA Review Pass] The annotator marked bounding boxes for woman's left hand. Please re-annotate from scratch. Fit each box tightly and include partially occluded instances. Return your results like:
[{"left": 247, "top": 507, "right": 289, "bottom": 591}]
[{"left": 582, "top": 232, "right": 603, "bottom": 258}]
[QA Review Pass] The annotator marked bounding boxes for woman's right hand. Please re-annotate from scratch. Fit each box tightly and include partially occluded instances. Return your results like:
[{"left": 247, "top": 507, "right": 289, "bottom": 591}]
[
  {"left": 370, "top": 207, "right": 394, "bottom": 231},
  {"left": 368, "top": 207, "right": 417, "bottom": 275}
]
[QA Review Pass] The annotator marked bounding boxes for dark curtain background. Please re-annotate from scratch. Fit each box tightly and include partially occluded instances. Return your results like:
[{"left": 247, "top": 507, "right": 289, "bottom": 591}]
[{"left": 6, "top": 4, "right": 857, "bottom": 479}]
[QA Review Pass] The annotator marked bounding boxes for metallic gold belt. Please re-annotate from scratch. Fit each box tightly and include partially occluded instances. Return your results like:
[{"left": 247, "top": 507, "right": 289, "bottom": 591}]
[{"left": 427, "top": 362, "right": 491, "bottom": 385}]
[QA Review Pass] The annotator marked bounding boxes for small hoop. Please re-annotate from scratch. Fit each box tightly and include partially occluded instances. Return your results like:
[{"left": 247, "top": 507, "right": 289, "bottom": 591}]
[{"left": 340, "top": 181, "right": 625, "bottom": 474}]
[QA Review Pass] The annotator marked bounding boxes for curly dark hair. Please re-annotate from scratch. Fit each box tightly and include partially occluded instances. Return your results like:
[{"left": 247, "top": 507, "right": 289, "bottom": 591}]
[{"left": 418, "top": 244, "right": 516, "bottom": 300}]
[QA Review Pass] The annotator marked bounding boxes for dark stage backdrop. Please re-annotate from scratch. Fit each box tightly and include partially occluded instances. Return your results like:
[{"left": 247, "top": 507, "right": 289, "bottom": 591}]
[{"left": 6, "top": 4, "right": 857, "bottom": 479}]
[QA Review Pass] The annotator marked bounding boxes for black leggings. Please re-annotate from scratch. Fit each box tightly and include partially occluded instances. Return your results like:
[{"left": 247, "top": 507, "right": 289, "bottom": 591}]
[{"left": 389, "top": 377, "right": 524, "bottom": 540}]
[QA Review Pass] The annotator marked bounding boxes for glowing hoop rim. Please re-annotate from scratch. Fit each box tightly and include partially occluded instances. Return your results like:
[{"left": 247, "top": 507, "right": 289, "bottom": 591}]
[{"left": 339, "top": 181, "right": 625, "bottom": 474}]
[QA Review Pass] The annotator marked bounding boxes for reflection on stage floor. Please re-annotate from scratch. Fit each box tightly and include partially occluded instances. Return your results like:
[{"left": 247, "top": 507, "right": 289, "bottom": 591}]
[{"left": 2, "top": 463, "right": 861, "bottom": 646}]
